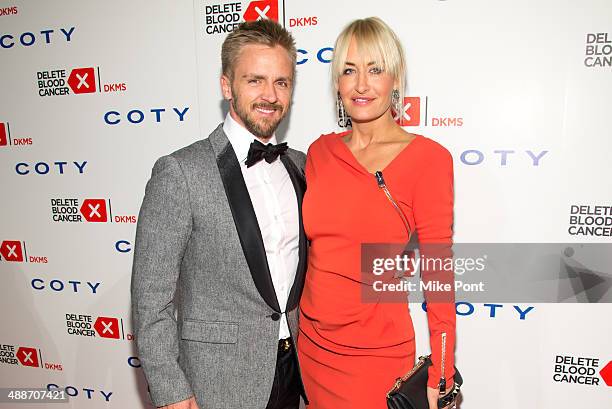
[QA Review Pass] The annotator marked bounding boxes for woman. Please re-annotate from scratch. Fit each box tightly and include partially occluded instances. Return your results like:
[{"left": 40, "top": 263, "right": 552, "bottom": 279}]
[{"left": 298, "top": 17, "right": 456, "bottom": 409}]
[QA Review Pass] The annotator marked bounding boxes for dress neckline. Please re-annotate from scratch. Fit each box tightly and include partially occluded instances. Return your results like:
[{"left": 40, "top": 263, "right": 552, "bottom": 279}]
[{"left": 332, "top": 131, "right": 422, "bottom": 176}]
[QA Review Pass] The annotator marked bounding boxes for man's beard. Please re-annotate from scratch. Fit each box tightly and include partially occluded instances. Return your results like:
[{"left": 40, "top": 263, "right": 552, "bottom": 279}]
[{"left": 231, "top": 89, "right": 287, "bottom": 139}]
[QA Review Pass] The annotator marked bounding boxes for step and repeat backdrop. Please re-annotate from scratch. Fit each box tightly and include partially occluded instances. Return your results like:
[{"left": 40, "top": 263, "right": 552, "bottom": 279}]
[{"left": 1, "top": 0, "right": 611, "bottom": 408}]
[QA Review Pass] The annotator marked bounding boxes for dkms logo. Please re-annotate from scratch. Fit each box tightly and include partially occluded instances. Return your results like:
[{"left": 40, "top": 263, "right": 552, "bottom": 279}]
[
  {"left": 0, "top": 240, "right": 48, "bottom": 263},
  {"left": 288, "top": 16, "right": 318, "bottom": 28},
  {"left": 0, "top": 121, "right": 33, "bottom": 147},
  {"left": 0, "top": 6, "right": 18, "bottom": 17},
  {"left": 204, "top": 0, "right": 283, "bottom": 35},
  {"left": 0, "top": 343, "right": 62, "bottom": 371},
  {"left": 0, "top": 344, "right": 40, "bottom": 367},
  {"left": 392, "top": 96, "right": 464, "bottom": 127}
]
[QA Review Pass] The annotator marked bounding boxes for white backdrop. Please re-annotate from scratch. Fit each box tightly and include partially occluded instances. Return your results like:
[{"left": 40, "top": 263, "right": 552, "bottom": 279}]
[{"left": 1, "top": 1, "right": 611, "bottom": 408}]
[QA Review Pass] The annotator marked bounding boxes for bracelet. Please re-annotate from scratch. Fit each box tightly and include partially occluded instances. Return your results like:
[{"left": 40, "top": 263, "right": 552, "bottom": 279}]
[{"left": 438, "top": 381, "right": 461, "bottom": 408}]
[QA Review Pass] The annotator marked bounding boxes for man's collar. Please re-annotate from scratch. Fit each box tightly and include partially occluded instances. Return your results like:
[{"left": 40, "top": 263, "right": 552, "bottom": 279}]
[{"left": 223, "top": 113, "right": 278, "bottom": 163}]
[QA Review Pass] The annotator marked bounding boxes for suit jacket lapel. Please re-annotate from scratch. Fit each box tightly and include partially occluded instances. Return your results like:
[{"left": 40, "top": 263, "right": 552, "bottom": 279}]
[
  {"left": 210, "top": 125, "right": 281, "bottom": 313},
  {"left": 280, "top": 154, "right": 308, "bottom": 312}
]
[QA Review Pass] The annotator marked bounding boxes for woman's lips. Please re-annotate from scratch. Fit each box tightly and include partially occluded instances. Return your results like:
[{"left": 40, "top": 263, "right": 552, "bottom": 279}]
[{"left": 351, "top": 97, "right": 374, "bottom": 105}]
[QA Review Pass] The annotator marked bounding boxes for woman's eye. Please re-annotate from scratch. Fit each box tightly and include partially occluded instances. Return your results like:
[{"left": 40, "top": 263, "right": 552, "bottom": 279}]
[
  {"left": 370, "top": 67, "right": 383, "bottom": 74},
  {"left": 342, "top": 68, "right": 355, "bottom": 75}
]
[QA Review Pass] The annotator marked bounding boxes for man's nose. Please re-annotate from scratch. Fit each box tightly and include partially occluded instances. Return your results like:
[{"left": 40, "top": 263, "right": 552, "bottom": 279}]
[{"left": 260, "top": 81, "right": 278, "bottom": 103}]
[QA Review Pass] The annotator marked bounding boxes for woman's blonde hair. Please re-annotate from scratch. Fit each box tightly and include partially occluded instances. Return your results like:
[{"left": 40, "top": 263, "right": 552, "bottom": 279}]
[{"left": 331, "top": 17, "right": 407, "bottom": 115}]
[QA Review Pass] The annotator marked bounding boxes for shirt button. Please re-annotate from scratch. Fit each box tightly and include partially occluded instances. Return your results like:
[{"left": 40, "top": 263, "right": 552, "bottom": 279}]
[{"left": 270, "top": 313, "right": 281, "bottom": 321}]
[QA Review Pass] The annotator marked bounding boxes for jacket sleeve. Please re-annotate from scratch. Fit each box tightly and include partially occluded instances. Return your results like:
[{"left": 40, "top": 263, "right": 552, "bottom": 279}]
[
  {"left": 131, "top": 154, "right": 194, "bottom": 406},
  {"left": 412, "top": 146, "right": 456, "bottom": 390}
]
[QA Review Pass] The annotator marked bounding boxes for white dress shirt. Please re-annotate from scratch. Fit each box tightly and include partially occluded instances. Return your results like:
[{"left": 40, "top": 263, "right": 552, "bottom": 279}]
[{"left": 223, "top": 113, "right": 299, "bottom": 339}]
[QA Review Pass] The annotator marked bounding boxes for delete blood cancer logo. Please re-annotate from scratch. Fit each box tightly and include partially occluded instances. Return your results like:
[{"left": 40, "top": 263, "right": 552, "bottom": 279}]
[
  {"left": 584, "top": 32, "right": 612, "bottom": 68},
  {"left": 0, "top": 344, "right": 63, "bottom": 371},
  {"left": 0, "top": 240, "right": 48, "bottom": 263},
  {"left": 50, "top": 198, "right": 136, "bottom": 224},
  {"left": 0, "top": 345, "right": 39, "bottom": 367},
  {"left": 65, "top": 314, "right": 134, "bottom": 341},
  {"left": 36, "top": 66, "right": 127, "bottom": 97},
  {"left": 553, "top": 355, "right": 612, "bottom": 387},
  {"left": 204, "top": 0, "right": 282, "bottom": 35}
]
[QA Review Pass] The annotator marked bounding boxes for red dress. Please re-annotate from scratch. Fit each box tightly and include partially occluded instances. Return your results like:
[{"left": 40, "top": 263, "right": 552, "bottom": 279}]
[{"left": 298, "top": 132, "right": 456, "bottom": 409}]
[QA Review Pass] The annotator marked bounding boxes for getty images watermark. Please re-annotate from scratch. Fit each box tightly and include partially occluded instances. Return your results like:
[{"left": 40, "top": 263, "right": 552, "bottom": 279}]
[
  {"left": 360, "top": 243, "right": 612, "bottom": 303},
  {"left": 371, "top": 250, "right": 487, "bottom": 293}
]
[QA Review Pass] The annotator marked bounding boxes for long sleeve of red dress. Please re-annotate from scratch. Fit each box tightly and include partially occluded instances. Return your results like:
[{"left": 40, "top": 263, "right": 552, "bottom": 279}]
[{"left": 412, "top": 146, "right": 456, "bottom": 389}]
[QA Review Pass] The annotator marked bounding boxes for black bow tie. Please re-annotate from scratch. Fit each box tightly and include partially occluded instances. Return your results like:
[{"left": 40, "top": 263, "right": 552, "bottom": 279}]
[{"left": 245, "top": 140, "right": 288, "bottom": 168}]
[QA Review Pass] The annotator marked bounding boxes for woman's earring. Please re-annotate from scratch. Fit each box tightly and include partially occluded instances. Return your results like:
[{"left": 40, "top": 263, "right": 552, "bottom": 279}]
[
  {"left": 392, "top": 89, "right": 400, "bottom": 106},
  {"left": 337, "top": 92, "right": 347, "bottom": 125},
  {"left": 392, "top": 89, "right": 401, "bottom": 123}
]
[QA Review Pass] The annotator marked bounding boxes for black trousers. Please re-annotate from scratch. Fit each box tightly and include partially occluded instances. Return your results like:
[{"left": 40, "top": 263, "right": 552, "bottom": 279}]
[{"left": 266, "top": 339, "right": 301, "bottom": 409}]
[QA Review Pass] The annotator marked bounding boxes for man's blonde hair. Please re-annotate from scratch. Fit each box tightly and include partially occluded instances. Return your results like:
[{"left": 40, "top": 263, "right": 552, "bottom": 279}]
[
  {"left": 332, "top": 17, "right": 407, "bottom": 110},
  {"left": 221, "top": 19, "right": 297, "bottom": 81}
]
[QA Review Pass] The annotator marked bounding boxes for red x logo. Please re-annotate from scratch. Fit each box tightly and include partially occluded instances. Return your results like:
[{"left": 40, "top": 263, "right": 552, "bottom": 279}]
[
  {"left": 393, "top": 97, "right": 421, "bottom": 126},
  {"left": 94, "top": 317, "right": 120, "bottom": 339},
  {"left": 68, "top": 67, "right": 96, "bottom": 94},
  {"left": 80, "top": 199, "right": 108, "bottom": 222},
  {"left": 17, "top": 347, "right": 39, "bottom": 367},
  {"left": 243, "top": 0, "right": 278, "bottom": 22},
  {"left": 0, "top": 241, "right": 24, "bottom": 262},
  {"left": 0, "top": 123, "right": 7, "bottom": 146}
]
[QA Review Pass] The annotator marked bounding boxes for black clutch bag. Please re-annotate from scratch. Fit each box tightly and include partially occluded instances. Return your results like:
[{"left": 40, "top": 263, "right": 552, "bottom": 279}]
[{"left": 386, "top": 355, "right": 463, "bottom": 409}]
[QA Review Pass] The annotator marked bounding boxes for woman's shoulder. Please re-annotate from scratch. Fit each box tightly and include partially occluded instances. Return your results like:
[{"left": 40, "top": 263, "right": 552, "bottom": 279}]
[
  {"left": 307, "top": 130, "right": 350, "bottom": 153},
  {"left": 412, "top": 134, "right": 453, "bottom": 165}
]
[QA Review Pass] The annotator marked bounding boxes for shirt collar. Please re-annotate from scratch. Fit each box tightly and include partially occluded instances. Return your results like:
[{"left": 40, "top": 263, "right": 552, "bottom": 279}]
[{"left": 223, "top": 113, "right": 278, "bottom": 163}]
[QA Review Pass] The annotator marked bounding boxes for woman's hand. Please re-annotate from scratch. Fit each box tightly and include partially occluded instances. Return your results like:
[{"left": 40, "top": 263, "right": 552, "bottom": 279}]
[{"left": 427, "top": 385, "right": 455, "bottom": 409}]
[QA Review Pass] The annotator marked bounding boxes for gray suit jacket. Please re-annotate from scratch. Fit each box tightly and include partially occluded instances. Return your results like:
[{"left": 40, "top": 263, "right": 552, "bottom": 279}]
[{"left": 131, "top": 124, "right": 308, "bottom": 409}]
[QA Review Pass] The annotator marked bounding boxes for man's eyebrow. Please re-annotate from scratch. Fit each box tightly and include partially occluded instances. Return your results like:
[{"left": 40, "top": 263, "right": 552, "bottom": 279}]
[
  {"left": 241, "top": 74, "right": 293, "bottom": 82},
  {"left": 241, "top": 74, "right": 267, "bottom": 80}
]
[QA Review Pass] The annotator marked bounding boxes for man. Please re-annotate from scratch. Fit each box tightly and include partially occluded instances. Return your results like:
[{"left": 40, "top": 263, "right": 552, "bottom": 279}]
[{"left": 131, "top": 20, "right": 307, "bottom": 409}]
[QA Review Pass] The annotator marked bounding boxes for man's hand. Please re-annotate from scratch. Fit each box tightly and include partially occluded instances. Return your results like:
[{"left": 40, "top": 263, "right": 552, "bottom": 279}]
[{"left": 159, "top": 396, "right": 199, "bottom": 409}]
